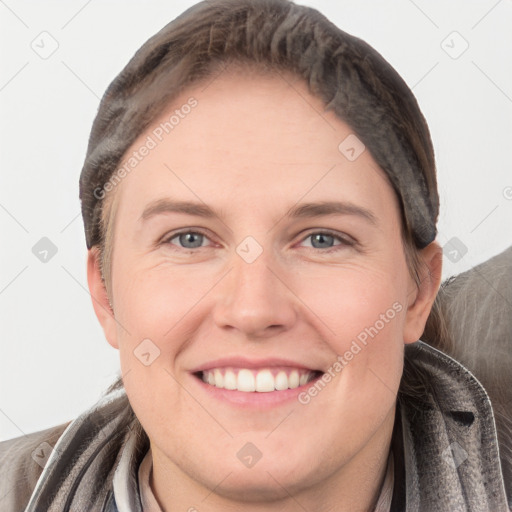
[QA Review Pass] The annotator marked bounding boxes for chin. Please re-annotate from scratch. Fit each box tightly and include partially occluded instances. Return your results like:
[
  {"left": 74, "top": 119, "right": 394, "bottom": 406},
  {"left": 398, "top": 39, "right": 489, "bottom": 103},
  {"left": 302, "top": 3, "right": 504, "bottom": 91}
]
[
  {"left": 209, "top": 468, "right": 306, "bottom": 503},
  {"left": 192, "top": 451, "right": 318, "bottom": 503}
]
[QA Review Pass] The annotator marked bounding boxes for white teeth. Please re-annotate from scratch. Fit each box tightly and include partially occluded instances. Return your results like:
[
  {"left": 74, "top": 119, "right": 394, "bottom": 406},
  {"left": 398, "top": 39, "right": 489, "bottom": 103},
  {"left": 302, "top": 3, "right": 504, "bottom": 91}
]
[
  {"left": 255, "top": 370, "right": 274, "bottom": 392},
  {"left": 237, "top": 369, "right": 255, "bottom": 392},
  {"left": 200, "top": 367, "right": 317, "bottom": 392},
  {"left": 214, "top": 369, "right": 224, "bottom": 388},
  {"left": 289, "top": 370, "right": 299, "bottom": 388},
  {"left": 275, "top": 371, "right": 289, "bottom": 391},
  {"left": 224, "top": 369, "right": 237, "bottom": 390}
]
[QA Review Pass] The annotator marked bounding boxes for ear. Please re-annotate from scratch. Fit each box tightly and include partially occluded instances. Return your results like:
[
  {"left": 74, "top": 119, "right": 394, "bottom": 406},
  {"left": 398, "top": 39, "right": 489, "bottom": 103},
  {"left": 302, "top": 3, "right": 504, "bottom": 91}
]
[
  {"left": 87, "top": 247, "right": 119, "bottom": 349},
  {"left": 403, "top": 241, "right": 443, "bottom": 344}
]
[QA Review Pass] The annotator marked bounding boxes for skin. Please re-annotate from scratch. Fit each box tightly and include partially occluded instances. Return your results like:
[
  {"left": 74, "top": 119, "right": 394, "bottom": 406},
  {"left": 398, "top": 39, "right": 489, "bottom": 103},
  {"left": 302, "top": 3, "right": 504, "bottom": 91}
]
[{"left": 87, "top": 71, "right": 442, "bottom": 512}]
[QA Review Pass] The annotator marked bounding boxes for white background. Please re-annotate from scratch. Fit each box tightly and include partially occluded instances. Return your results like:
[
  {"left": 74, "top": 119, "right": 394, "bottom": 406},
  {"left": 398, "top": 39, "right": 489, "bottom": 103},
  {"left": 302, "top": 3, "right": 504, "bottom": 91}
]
[{"left": 1, "top": 0, "right": 511, "bottom": 441}]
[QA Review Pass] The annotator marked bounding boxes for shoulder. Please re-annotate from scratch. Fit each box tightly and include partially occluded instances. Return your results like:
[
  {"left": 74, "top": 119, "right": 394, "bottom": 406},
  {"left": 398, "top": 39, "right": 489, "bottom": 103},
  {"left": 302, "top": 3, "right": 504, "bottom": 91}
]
[
  {"left": 430, "top": 245, "right": 512, "bottom": 507},
  {"left": 437, "top": 245, "right": 512, "bottom": 397},
  {"left": 430, "top": 245, "right": 512, "bottom": 397},
  {"left": 441, "top": 245, "right": 512, "bottom": 339},
  {"left": 0, "top": 421, "right": 71, "bottom": 512}
]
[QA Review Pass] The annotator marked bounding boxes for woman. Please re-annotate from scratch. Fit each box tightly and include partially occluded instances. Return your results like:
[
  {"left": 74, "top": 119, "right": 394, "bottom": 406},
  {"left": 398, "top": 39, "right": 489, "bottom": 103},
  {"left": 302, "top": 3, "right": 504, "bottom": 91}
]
[{"left": 1, "top": 0, "right": 510, "bottom": 510}]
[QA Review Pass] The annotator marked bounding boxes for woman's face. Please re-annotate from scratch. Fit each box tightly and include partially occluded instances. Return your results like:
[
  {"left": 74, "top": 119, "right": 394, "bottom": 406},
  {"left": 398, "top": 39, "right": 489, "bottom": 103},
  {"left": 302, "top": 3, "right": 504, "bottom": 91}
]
[{"left": 90, "top": 71, "right": 432, "bottom": 502}]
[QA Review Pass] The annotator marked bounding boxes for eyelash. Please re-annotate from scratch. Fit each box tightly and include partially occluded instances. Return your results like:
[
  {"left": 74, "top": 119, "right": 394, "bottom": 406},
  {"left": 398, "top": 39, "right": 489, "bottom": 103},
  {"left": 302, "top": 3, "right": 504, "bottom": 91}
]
[{"left": 161, "top": 228, "right": 356, "bottom": 253}]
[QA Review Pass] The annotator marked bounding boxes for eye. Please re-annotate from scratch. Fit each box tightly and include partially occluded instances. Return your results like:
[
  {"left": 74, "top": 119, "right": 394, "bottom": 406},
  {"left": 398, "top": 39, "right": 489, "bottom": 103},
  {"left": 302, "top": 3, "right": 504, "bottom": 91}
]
[
  {"left": 298, "top": 230, "right": 355, "bottom": 251},
  {"left": 163, "top": 230, "right": 212, "bottom": 250},
  {"left": 161, "top": 229, "right": 355, "bottom": 252}
]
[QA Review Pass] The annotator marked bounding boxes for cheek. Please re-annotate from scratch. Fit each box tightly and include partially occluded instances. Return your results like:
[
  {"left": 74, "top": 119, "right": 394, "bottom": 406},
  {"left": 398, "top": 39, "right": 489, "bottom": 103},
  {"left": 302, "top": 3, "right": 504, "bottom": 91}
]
[
  {"left": 296, "top": 265, "right": 407, "bottom": 393},
  {"left": 112, "top": 264, "right": 207, "bottom": 434},
  {"left": 297, "top": 265, "right": 407, "bottom": 342},
  {"left": 113, "top": 261, "right": 213, "bottom": 343}
]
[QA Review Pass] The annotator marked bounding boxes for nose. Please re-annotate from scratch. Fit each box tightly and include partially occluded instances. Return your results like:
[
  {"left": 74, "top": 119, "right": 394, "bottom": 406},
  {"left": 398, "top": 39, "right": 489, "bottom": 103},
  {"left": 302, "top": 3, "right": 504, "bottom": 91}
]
[{"left": 212, "top": 246, "right": 297, "bottom": 339}]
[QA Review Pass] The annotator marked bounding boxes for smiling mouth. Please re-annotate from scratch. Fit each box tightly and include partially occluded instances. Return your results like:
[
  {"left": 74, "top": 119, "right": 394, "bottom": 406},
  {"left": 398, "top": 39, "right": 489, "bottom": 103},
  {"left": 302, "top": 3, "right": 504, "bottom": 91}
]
[{"left": 194, "top": 367, "right": 323, "bottom": 392}]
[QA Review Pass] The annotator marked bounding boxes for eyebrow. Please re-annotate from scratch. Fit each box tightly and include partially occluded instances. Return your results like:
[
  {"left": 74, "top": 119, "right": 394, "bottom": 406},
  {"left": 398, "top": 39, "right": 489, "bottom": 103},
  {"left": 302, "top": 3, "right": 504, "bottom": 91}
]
[{"left": 139, "top": 198, "right": 377, "bottom": 225}]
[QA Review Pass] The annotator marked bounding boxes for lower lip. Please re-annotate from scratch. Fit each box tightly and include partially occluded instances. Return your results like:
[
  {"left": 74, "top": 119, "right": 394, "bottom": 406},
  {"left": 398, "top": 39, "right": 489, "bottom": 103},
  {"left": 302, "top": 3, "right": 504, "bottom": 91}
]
[{"left": 190, "top": 373, "right": 323, "bottom": 408}]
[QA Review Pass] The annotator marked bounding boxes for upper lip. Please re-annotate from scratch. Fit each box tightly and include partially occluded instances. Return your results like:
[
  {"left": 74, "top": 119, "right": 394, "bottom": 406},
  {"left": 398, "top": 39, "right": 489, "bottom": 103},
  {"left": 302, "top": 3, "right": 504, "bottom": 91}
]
[{"left": 190, "top": 357, "right": 322, "bottom": 373}]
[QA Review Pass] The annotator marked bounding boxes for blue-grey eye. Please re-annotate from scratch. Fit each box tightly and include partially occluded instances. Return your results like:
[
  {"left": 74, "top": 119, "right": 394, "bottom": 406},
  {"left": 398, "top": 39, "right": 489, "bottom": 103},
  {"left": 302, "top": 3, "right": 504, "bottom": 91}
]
[
  {"left": 176, "top": 232, "right": 205, "bottom": 248},
  {"left": 309, "top": 233, "right": 336, "bottom": 249}
]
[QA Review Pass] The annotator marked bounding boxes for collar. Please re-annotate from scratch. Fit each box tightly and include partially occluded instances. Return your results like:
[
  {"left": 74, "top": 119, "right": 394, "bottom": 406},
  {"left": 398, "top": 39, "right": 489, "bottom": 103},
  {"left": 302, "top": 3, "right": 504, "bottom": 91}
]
[{"left": 396, "top": 341, "right": 509, "bottom": 510}]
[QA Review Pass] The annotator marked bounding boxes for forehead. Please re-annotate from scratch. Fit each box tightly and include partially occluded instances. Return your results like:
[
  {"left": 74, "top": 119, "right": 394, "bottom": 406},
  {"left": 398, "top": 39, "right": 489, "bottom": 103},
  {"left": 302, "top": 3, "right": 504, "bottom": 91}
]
[{"left": 107, "top": 72, "right": 399, "bottom": 227}]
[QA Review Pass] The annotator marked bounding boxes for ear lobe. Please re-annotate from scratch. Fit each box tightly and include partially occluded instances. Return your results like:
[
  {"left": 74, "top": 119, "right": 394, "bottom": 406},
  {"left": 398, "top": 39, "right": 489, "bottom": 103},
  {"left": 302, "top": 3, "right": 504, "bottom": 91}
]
[
  {"left": 403, "top": 242, "right": 443, "bottom": 344},
  {"left": 86, "top": 247, "right": 119, "bottom": 349}
]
